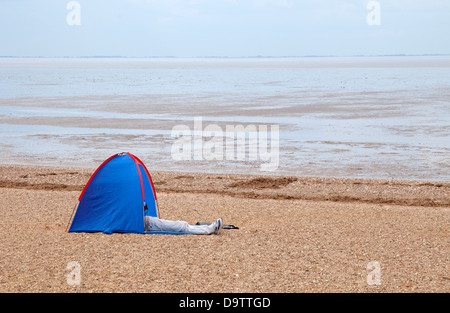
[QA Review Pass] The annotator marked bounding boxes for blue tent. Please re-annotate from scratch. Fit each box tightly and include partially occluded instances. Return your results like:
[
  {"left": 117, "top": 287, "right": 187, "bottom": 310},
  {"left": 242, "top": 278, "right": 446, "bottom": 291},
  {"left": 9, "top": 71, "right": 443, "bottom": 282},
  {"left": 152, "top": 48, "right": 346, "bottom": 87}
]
[{"left": 68, "top": 152, "right": 159, "bottom": 234}]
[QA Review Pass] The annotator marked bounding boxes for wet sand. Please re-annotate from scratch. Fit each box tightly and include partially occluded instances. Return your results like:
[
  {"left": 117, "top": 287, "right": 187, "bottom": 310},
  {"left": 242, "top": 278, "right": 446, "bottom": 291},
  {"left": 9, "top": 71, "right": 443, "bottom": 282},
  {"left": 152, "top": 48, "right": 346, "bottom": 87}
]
[
  {"left": 1, "top": 99, "right": 449, "bottom": 180},
  {"left": 0, "top": 164, "right": 448, "bottom": 292}
]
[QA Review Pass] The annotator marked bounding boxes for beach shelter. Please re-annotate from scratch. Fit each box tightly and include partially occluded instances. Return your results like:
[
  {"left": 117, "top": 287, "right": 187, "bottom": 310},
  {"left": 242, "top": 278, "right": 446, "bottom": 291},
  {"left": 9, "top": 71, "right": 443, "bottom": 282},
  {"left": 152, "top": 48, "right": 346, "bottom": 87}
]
[{"left": 68, "top": 152, "right": 159, "bottom": 234}]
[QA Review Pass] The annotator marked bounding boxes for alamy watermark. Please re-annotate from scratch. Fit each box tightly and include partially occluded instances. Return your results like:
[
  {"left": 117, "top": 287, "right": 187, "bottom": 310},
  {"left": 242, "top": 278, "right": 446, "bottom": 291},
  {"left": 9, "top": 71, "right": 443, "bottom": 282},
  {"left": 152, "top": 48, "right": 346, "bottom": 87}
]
[
  {"left": 66, "top": 1, "right": 379, "bottom": 27},
  {"left": 66, "top": 261, "right": 81, "bottom": 286},
  {"left": 171, "top": 117, "right": 279, "bottom": 171},
  {"left": 66, "top": 1, "right": 81, "bottom": 26},
  {"left": 366, "top": 1, "right": 381, "bottom": 26},
  {"left": 366, "top": 261, "right": 382, "bottom": 286}
]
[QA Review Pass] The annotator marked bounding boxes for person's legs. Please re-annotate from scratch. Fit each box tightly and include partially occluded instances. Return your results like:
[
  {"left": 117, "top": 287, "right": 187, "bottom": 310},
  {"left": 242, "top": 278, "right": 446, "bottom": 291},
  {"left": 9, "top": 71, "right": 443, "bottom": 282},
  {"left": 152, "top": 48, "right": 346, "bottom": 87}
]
[{"left": 145, "top": 216, "right": 222, "bottom": 235}]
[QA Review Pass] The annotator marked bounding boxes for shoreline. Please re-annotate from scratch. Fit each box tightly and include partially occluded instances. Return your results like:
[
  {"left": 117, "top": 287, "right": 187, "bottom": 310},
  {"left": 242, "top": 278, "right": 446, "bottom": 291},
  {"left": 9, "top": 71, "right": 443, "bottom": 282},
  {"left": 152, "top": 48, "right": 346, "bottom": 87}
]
[{"left": 1, "top": 163, "right": 448, "bottom": 208}]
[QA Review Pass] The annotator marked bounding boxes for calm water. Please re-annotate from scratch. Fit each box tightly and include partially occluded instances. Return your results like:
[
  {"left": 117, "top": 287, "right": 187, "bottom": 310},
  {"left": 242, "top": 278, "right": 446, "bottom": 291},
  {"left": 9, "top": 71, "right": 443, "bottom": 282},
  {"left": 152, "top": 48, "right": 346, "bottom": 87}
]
[{"left": 0, "top": 57, "right": 449, "bottom": 180}]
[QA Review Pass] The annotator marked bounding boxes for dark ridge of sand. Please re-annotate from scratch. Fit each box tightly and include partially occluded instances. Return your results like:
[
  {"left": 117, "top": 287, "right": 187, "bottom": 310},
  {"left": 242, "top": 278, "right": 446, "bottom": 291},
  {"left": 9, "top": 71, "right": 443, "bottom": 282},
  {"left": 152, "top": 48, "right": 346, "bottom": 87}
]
[{"left": 0, "top": 165, "right": 448, "bottom": 207}]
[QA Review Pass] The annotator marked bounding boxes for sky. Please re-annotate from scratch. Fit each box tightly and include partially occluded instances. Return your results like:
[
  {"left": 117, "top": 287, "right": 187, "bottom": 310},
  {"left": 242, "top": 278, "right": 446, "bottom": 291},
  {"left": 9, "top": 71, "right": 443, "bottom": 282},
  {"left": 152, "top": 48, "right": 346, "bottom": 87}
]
[{"left": 1, "top": 0, "right": 450, "bottom": 57}]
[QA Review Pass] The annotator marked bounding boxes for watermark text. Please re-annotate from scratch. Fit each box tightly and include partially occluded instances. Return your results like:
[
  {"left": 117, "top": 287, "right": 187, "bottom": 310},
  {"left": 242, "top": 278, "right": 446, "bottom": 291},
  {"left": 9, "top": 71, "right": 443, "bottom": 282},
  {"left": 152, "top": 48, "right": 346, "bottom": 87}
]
[{"left": 171, "top": 117, "right": 279, "bottom": 171}]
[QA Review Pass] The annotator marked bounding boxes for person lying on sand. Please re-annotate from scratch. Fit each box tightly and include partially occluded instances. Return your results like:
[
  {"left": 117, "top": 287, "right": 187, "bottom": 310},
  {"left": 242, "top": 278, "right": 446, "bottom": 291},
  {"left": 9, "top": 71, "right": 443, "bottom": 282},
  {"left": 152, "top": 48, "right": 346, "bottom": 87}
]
[{"left": 144, "top": 215, "right": 223, "bottom": 235}]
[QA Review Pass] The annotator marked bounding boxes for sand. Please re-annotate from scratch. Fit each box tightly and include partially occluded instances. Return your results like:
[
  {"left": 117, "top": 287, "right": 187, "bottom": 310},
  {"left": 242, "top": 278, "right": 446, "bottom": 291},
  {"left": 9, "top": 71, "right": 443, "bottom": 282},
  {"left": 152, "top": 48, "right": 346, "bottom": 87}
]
[{"left": 0, "top": 164, "right": 448, "bottom": 293}]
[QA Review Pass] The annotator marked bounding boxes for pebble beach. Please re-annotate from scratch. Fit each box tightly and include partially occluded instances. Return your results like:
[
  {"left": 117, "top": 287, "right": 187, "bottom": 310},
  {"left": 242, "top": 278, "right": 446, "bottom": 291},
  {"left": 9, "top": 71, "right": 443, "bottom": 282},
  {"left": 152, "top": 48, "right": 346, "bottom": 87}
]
[{"left": 1, "top": 164, "right": 448, "bottom": 292}]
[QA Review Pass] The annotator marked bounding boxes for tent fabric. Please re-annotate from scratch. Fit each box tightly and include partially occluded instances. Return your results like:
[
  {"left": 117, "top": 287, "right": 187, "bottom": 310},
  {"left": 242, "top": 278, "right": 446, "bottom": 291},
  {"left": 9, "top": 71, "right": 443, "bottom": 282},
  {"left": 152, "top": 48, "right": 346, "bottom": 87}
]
[{"left": 68, "top": 152, "right": 158, "bottom": 234}]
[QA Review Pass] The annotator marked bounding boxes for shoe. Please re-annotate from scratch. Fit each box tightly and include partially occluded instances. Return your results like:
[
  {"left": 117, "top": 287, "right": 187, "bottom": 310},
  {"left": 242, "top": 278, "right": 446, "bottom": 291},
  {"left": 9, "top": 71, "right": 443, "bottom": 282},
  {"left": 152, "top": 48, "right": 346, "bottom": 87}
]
[{"left": 213, "top": 218, "right": 223, "bottom": 235}]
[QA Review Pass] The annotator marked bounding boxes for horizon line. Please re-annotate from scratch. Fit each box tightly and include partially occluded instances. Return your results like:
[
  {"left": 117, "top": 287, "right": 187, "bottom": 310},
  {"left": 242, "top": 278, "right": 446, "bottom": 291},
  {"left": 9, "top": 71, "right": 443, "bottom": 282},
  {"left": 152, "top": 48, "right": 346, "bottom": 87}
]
[{"left": 1, "top": 54, "right": 450, "bottom": 59}]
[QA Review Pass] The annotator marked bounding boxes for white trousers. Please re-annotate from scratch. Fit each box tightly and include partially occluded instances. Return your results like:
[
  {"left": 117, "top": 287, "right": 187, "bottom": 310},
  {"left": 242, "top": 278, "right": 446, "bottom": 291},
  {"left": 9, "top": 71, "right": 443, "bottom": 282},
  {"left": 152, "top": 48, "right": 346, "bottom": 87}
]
[{"left": 144, "top": 216, "right": 215, "bottom": 235}]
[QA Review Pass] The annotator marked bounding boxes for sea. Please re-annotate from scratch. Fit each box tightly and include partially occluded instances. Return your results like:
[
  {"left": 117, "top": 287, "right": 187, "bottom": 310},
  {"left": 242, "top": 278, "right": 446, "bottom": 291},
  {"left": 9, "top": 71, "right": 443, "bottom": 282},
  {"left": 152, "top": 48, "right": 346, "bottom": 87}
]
[{"left": 0, "top": 56, "right": 449, "bottom": 181}]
